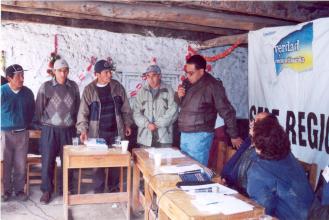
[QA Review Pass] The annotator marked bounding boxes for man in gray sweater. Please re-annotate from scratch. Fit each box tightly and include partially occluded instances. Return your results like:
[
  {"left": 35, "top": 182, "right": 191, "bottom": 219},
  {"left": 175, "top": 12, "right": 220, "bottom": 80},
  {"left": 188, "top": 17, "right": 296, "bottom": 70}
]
[{"left": 35, "top": 58, "right": 80, "bottom": 204}]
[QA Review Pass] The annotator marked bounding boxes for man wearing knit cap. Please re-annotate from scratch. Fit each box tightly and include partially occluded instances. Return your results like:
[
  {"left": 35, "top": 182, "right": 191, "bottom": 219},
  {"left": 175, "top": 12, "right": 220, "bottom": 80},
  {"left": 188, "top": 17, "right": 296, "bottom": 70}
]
[
  {"left": 77, "top": 59, "right": 133, "bottom": 193},
  {"left": 35, "top": 58, "right": 80, "bottom": 204},
  {"left": 133, "top": 64, "right": 178, "bottom": 147},
  {"left": 1, "top": 64, "right": 35, "bottom": 202}
]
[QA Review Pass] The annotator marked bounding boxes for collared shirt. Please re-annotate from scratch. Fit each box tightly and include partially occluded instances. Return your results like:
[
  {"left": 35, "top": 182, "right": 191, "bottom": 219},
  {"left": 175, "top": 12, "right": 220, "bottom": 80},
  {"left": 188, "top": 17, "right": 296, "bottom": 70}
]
[{"left": 35, "top": 78, "right": 80, "bottom": 127}]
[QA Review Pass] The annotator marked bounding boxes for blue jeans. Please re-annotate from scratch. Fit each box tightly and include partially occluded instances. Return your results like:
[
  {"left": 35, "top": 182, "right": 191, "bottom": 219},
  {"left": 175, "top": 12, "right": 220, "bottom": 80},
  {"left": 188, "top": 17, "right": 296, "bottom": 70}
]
[{"left": 180, "top": 132, "right": 214, "bottom": 166}]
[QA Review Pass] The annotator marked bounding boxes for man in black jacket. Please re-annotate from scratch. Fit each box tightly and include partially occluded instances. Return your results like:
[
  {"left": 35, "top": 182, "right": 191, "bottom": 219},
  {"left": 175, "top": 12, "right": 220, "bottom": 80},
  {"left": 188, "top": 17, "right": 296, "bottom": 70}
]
[{"left": 176, "top": 55, "right": 242, "bottom": 165}]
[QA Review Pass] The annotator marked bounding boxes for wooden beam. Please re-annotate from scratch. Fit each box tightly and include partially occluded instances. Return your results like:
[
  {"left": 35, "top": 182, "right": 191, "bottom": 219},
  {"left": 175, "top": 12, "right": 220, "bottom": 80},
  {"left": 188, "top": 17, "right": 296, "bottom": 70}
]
[
  {"left": 1, "top": 1, "right": 295, "bottom": 31},
  {"left": 173, "top": 1, "right": 329, "bottom": 23},
  {"left": 197, "top": 34, "right": 248, "bottom": 50},
  {"left": 1, "top": 4, "right": 244, "bottom": 36},
  {"left": 1, "top": 12, "right": 220, "bottom": 42}
]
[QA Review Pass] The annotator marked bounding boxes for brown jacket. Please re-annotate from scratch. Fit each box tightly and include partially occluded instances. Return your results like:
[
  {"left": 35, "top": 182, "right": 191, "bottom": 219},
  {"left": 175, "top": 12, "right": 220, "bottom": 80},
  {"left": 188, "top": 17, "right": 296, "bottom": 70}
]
[
  {"left": 175, "top": 73, "right": 238, "bottom": 138},
  {"left": 76, "top": 79, "right": 133, "bottom": 139}
]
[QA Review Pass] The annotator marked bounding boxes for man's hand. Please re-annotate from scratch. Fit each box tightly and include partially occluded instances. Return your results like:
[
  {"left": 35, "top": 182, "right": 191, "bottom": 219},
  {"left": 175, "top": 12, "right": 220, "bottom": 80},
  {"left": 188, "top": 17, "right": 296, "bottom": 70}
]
[
  {"left": 80, "top": 131, "right": 88, "bottom": 143},
  {"left": 231, "top": 137, "right": 243, "bottom": 149},
  {"left": 177, "top": 86, "right": 186, "bottom": 98},
  {"left": 147, "top": 123, "right": 157, "bottom": 132},
  {"left": 125, "top": 127, "right": 132, "bottom": 137}
]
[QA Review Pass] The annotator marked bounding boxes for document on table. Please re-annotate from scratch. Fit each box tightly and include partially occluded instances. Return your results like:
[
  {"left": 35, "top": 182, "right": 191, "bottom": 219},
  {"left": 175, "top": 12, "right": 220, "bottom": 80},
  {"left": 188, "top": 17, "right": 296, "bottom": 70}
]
[
  {"left": 83, "top": 138, "right": 108, "bottom": 151},
  {"left": 145, "top": 147, "right": 186, "bottom": 159},
  {"left": 158, "top": 164, "right": 203, "bottom": 174},
  {"left": 191, "top": 194, "right": 254, "bottom": 215},
  {"left": 180, "top": 183, "right": 238, "bottom": 195}
]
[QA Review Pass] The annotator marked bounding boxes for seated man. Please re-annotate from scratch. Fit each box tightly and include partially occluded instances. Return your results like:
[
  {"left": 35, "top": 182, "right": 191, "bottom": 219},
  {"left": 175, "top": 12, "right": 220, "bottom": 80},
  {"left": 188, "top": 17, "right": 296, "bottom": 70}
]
[{"left": 247, "top": 114, "right": 314, "bottom": 220}]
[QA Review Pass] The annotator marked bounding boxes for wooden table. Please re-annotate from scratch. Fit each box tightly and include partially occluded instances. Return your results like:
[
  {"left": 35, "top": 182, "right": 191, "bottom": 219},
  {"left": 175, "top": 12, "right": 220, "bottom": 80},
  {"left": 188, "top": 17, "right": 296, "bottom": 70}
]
[
  {"left": 132, "top": 148, "right": 264, "bottom": 220},
  {"left": 63, "top": 146, "right": 131, "bottom": 220}
]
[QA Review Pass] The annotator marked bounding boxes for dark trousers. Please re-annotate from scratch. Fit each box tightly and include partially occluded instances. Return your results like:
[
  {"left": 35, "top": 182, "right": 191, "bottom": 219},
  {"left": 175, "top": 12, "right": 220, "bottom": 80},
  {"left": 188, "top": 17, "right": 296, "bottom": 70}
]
[
  {"left": 94, "top": 132, "right": 119, "bottom": 192},
  {"left": 1, "top": 130, "right": 29, "bottom": 194},
  {"left": 40, "top": 125, "right": 75, "bottom": 193},
  {"left": 94, "top": 168, "right": 120, "bottom": 193}
]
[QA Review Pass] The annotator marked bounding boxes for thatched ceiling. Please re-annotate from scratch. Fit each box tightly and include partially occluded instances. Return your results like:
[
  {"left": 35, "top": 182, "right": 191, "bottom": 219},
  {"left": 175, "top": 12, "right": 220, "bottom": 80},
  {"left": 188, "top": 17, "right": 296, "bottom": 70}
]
[{"left": 2, "top": 1, "right": 329, "bottom": 48}]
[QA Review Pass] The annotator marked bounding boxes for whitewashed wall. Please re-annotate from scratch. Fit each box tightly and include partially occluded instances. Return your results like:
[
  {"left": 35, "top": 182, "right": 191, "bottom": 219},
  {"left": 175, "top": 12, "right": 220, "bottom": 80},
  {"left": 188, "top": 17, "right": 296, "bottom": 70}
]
[
  {"left": 1, "top": 22, "right": 248, "bottom": 118},
  {"left": 200, "top": 47, "right": 248, "bottom": 119},
  {"left": 0, "top": 22, "right": 189, "bottom": 96}
]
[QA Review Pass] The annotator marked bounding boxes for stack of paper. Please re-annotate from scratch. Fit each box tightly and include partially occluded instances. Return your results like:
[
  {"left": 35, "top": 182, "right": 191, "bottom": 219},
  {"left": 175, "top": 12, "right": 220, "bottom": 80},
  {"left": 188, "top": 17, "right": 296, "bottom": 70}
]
[
  {"left": 191, "top": 194, "right": 254, "bottom": 215},
  {"left": 180, "top": 183, "right": 238, "bottom": 195},
  {"left": 145, "top": 147, "right": 185, "bottom": 159},
  {"left": 84, "top": 138, "right": 108, "bottom": 151}
]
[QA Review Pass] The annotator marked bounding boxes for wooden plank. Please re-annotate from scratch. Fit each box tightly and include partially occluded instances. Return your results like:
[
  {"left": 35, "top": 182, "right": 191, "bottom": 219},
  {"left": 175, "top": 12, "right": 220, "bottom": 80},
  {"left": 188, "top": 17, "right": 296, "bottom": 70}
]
[
  {"left": 132, "top": 162, "right": 141, "bottom": 213},
  {"left": 198, "top": 33, "right": 248, "bottom": 49},
  {"left": 1, "top": 1, "right": 294, "bottom": 31},
  {"left": 68, "top": 192, "right": 129, "bottom": 205},
  {"left": 1, "top": 11, "right": 220, "bottom": 42},
  {"left": 173, "top": 1, "right": 329, "bottom": 22},
  {"left": 1, "top": 5, "right": 244, "bottom": 36}
]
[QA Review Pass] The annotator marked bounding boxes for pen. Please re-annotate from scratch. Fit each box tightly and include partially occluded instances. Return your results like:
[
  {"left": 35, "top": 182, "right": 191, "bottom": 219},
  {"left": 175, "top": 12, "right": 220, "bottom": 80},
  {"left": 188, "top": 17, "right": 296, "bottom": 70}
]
[{"left": 206, "top": 201, "right": 221, "bottom": 205}]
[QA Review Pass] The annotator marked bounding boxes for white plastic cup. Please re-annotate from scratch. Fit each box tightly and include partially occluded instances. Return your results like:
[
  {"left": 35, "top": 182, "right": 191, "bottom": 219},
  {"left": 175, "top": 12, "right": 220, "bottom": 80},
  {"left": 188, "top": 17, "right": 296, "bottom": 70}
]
[
  {"left": 72, "top": 137, "right": 79, "bottom": 146},
  {"left": 154, "top": 153, "right": 162, "bottom": 167},
  {"left": 121, "top": 140, "right": 129, "bottom": 152}
]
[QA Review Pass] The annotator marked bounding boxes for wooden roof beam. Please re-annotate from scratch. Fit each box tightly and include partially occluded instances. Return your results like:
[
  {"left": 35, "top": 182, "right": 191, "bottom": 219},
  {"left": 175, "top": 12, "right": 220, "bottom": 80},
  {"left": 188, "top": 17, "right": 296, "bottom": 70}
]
[
  {"left": 1, "top": 1, "right": 295, "bottom": 31},
  {"left": 173, "top": 1, "right": 329, "bottom": 23},
  {"left": 1, "top": 11, "right": 220, "bottom": 42},
  {"left": 1, "top": 5, "right": 245, "bottom": 36},
  {"left": 197, "top": 34, "right": 248, "bottom": 50}
]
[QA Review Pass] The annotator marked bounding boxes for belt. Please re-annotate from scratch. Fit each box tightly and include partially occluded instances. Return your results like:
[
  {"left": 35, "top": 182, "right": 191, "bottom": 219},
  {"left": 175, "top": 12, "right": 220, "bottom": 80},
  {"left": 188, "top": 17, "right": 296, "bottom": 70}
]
[{"left": 11, "top": 128, "right": 26, "bottom": 134}]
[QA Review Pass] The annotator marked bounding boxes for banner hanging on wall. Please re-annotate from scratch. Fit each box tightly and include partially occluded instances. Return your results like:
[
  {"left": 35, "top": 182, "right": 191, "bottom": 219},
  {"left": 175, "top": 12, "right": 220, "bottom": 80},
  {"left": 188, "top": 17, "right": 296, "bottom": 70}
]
[{"left": 248, "top": 18, "right": 329, "bottom": 172}]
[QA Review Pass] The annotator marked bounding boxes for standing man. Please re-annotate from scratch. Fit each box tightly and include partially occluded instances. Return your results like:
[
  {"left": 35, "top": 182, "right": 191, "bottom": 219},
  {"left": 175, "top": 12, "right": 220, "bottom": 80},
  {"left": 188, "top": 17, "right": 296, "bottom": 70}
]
[
  {"left": 76, "top": 59, "right": 133, "bottom": 193},
  {"left": 133, "top": 65, "right": 178, "bottom": 148},
  {"left": 176, "top": 55, "right": 242, "bottom": 165},
  {"left": 35, "top": 58, "right": 80, "bottom": 204},
  {"left": 1, "top": 64, "right": 35, "bottom": 202}
]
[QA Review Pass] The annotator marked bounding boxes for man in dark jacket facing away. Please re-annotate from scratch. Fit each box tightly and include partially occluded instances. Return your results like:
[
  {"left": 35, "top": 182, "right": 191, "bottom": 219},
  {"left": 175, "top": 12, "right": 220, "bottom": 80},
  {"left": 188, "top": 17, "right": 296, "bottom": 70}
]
[{"left": 176, "top": 55, "right": 242, "bottom": 165}]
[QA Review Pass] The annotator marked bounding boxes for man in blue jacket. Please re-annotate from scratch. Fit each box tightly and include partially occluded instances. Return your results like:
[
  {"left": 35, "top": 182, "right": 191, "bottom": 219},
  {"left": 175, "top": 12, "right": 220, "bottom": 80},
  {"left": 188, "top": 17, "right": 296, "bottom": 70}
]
[{"left": 1, "top": 64, "right": 35, "bottom": 202}]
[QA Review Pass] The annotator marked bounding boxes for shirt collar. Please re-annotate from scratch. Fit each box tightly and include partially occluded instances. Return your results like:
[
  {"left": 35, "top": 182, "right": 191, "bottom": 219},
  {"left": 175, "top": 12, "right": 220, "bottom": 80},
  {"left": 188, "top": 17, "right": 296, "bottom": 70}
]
[{"left": 51, "top": 78, "right": 72, "bottom": 87}]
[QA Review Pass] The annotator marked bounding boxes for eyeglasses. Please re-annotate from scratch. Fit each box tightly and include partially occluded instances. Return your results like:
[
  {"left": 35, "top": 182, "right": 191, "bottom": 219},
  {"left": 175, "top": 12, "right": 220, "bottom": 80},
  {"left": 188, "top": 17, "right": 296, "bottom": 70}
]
[{"left": 185, "top": 70, "right": 196, "bottom": 76}]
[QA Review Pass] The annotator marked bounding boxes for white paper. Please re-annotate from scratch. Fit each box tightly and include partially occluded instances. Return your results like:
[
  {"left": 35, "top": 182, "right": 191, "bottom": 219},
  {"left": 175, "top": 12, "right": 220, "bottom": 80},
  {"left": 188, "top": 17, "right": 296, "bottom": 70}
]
[
  {"left": 159, "top": 164, "right": 203, "bottom": 174},
  {"left": 83, "top": 138, "right": 108, "bottom": 151},
  {"left": 145, "top": 147, "right": 186, "bottom": 159},
  {"left": 180, "top": 183, "right": 238, "bottom": 195},
  {"left": 191, "top": 194, "right": 254, "bottom": 215}
]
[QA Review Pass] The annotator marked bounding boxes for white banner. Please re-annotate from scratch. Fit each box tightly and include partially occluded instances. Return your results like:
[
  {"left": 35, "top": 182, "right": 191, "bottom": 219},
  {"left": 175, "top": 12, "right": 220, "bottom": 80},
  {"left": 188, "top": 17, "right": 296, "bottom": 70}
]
[{"left": 248, "top": 18, "right": 329, "bottom": 173}]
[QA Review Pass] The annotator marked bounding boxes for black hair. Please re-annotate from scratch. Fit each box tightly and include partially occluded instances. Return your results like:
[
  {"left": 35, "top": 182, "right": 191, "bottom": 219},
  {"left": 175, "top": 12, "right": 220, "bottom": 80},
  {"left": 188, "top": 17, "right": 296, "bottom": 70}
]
[{"left": 186, "top": 55, "right": 207, "bottom": 70}]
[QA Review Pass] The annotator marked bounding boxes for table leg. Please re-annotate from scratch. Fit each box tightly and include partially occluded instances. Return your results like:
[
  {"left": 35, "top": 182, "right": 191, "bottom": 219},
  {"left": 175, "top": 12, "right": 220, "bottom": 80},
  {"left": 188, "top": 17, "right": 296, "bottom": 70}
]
[
  {"left": 132, "top": 163, "right": 140, "bottom": 213},
  {"left": 127, "top": 165, "right": 131, "bottom": 220},
  {"left": 144, "top": 180, "right": 153, "bottom": 220},
  {"left": 63, "top": 152, "right": 69, "bottom": 219}
]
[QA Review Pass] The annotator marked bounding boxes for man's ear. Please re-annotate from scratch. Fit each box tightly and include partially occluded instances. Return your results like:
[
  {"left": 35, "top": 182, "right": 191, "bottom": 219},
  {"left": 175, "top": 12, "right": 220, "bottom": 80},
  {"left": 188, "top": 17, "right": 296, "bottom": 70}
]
[{"left": 6, "top": 76, "right": 12, "bottom": 82}]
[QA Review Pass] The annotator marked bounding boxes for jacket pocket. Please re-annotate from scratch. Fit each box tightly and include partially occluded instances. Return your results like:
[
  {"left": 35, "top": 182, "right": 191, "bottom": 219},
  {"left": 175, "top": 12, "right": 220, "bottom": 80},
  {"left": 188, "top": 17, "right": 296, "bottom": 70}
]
[{"left": 89, "top": 101, "right": 99, "bottom": 121}]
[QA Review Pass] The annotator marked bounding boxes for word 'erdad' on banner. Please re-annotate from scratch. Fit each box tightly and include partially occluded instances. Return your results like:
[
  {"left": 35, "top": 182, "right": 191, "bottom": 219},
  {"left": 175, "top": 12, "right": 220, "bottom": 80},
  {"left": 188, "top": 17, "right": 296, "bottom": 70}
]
[{"left": 248, "top": 17, "right": 329, "bottom": 172}]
